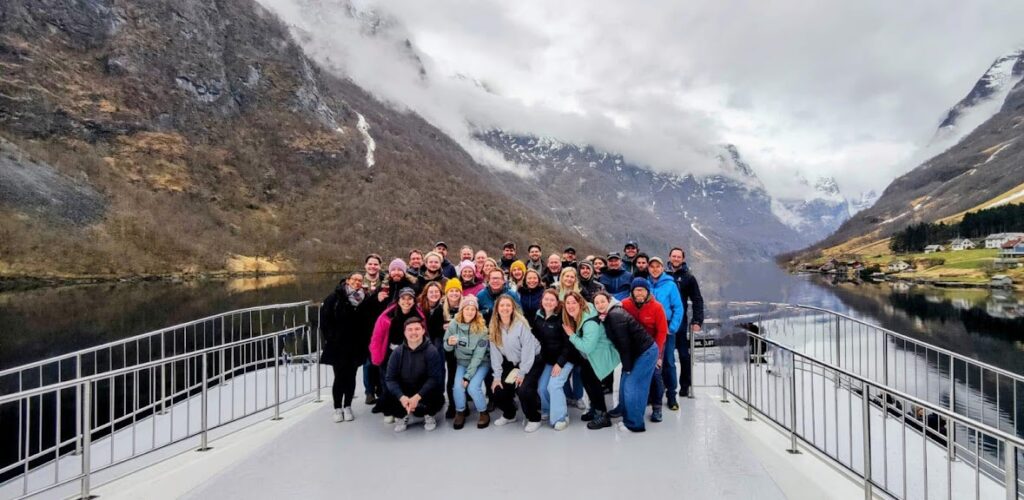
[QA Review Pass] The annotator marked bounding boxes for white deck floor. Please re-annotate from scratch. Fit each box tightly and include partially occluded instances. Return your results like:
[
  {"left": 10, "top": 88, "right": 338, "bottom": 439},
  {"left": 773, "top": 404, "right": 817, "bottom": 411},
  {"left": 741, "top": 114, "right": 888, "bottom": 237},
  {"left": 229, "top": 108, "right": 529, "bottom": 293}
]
[{"left": 91, "top": 388, "right": 867, "bottom": 500}]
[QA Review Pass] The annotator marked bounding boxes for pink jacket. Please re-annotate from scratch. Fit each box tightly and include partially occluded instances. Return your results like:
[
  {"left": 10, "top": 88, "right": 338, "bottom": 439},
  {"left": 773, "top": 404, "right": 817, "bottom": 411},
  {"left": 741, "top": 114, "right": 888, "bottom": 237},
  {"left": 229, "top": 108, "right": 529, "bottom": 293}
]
[
  {"left": 369, "top": 304, "right": 426, "bottom": 366},
  {"left": 461, "top": 282, "right": 484, "bottom": 297}
]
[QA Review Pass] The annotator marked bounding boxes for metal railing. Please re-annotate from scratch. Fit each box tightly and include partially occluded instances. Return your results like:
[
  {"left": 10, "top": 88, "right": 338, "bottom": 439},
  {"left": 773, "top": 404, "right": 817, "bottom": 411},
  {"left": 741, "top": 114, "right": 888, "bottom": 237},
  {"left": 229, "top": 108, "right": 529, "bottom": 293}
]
[{"left": 0, "top": 302, "right": 325, "bottom": 499}]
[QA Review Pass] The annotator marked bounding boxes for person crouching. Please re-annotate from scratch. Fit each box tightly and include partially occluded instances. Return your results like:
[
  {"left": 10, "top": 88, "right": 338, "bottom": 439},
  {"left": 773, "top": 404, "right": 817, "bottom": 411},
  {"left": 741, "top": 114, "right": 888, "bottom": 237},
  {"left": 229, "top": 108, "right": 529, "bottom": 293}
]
[{"left": 384, "top": 317, "right": 445, "bottom": 432}]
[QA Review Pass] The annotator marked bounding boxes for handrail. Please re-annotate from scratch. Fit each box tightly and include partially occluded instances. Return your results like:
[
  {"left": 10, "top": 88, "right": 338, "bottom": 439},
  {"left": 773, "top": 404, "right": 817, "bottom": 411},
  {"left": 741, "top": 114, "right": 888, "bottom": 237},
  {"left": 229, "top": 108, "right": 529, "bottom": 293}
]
[{"left": 0, "top": 301, "right": 312, "bottom": 378}]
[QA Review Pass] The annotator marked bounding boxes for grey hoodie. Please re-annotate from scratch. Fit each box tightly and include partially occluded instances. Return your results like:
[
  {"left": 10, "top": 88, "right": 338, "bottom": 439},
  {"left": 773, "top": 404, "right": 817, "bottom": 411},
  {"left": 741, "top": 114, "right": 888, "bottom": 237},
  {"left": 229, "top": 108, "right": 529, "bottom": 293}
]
[{"left": 489, "top": 319, "right": 541, "bottom": 381}]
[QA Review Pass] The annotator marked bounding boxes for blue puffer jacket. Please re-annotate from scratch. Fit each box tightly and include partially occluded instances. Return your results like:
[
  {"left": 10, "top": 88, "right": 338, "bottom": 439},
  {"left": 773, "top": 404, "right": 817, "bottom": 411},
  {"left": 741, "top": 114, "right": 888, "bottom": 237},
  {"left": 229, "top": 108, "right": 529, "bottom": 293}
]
[
  {"left": 598, "top": 268, "right": 633, "bottom": 301},
  {"left": 649, "top": 273, "right": 683, "bottom": 334},
  {"left": 476, "top": 284, "right": 521, "bottom": 323}
]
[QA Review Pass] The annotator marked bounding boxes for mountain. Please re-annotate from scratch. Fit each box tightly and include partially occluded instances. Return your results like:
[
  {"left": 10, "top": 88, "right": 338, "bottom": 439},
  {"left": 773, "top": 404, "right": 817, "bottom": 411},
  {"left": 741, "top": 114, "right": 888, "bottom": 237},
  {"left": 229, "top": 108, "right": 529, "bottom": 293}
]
[
  {"left": 796, "top": 48, "right": 1024, "bottom": 257},
  {"left": 477, "top": 131, "right": 806, "bottom": 262},
  {"left": 849, "top": 190, "right": 879, "bottom": 215},
  {"left": 771, "top": 175, "right": 851, "bottom": 244},
  {"left": 0, "top": 0, "right": 602, "bottom": 278}
]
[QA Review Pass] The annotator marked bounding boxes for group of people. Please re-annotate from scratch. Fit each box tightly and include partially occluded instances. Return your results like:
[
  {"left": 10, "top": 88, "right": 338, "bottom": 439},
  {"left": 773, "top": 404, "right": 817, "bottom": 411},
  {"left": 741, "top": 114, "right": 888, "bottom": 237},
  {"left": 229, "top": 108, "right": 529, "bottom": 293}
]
[{"left": 319, "top": 240, "right": 704, "bottom": 433}]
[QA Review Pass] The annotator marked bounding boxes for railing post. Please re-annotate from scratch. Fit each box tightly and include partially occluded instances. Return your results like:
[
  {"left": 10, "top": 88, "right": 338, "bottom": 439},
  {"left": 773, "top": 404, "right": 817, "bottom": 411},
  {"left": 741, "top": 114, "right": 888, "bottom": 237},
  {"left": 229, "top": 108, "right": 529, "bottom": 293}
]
[
  {"left": 862, "top": 382, "right": 873, "bottom": 500},
  {"left": 745, "top": 336, "right": 754, "bottom": 422},
  {"left": 788, "top": 354, "right": 800, "bottom": 454},
  {"left": 80, "top": 381, "right": 92, "bottom": 500},
  {"left": 881, "top": 332, "right": 888, "bottom": 386},
  {"left": 272, "top": 335, "right": 282, "bottom": 421},
  {"left": 835, "top": 316, "right": 842, "bottom": 368},
  {"left": 312, "top": 305, "right": 322, "bottom": 403},
  {"left": 159, "top": 334, "right": 167, "bottom": 415},
  {"left": 1008, "top": 442, "right": 1018, "bottom": 500},
  {"left": 198, "top": 353, "right": 211, "bottom": 451},
  {"left": 720, "top": 372, "right": 729, "bottom": 403},
  {"left": 687, "top": 330, "right": 695, "bottom": 399},
  {"left": 75, "top": 354, "right": 83, "bottom": 455},
  {"left": 949, "top": 356, "right": 956, "bottom": 414}
]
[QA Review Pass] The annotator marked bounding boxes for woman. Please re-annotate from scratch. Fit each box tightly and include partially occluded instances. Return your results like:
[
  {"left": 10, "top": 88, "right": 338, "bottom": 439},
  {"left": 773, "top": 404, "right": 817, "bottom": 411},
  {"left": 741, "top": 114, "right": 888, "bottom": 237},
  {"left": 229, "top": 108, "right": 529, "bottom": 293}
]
[
  {"left": 370, "top": 287, "right": 426, "bottom": 421},
  {"left": 563, "top": 291, "right": 621, "bottom": 429},
  {"left": 489, "top": 294, "right": 544, "bottom": 432},
  {"left": 443, "top": 295, "right": 491, "bottom": 429},
  {"left": 384, "top": 318, "right": 445, "bottom": 432},
  {"left": 418, "top": 282, "right": 449, "bottom": 412},
  {"left": 482, "top": 258, "right": 499, "bottom": 282},
  {"left": 555, "top": 267, "right": 581, "bottom": 300},
  {"left": 533, "top": 289, "right": 581, "bottom": 430},
  {"left": 592, "top": 291, "right": 658, "bottom": 433},
  {"left": 518, "top": 269, "right": 545, "bottom": 329},
  {"left": 508, "top": 260, "right": 527, "bottom": 291},
  {"left": 473, "top": 250, "right": 488, "bottom": 280},
  {"left": 592, "top": 257, "right": 607, "bottom": 277},
  {"left": 457, "top": 260, "right": 484, "bottom": 296},
  {"left": 320, "top": 273, "right": 371, "bottom": 422},
  {"left": 577, "top": 261, "right": 606, "bottom": 302},
  {"left": 441, "top": 278, "right": 463, "bottom": 418}
]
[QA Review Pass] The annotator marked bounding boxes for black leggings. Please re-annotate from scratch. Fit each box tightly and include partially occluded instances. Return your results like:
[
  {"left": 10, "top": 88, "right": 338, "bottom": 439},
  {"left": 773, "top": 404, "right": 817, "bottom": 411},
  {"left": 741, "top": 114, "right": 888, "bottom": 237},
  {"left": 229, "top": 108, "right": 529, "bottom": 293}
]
[
  {"left": 492, "top": 356, "right": 543, "bottom": 422},
  {"left": 332, "top": 363, "right": 359, "bottom": 409},
  {"left": 581, "top": 363, "right": 608, "bottom": 412}
]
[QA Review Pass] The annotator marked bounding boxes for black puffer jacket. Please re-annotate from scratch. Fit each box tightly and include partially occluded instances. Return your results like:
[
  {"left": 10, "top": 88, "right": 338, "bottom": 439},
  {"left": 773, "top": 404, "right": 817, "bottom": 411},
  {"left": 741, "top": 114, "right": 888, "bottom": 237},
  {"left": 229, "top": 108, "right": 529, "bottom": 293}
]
[
  {"left": 532, "top": 310, "right": 583, "bottom": 367},
  {"left": 320, "top": 284, "right": 372, "bottom": 367},
  {"left": 598, "top": 305, "right": 654, "bottom": 372},
  {"left": 578, "top": 276, "right": 605, "bottom": 302}
]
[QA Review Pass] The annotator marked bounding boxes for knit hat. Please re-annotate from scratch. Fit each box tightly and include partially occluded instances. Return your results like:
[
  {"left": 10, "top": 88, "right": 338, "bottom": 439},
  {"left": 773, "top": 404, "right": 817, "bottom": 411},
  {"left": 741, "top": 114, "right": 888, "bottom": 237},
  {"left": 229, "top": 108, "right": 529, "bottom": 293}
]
[
  {"left": 456, "top": 259, "right": 475, "bottom": 276},
  {"left": 510, "top": 260, "right": 527, "bottom": 275},
  {"left": 388, "top": 258, "right": 408, "bottom": 274},
  {"left": 461, "top": 295, "right": 479, "bottom": 309},
  {"left": 398, "top": 287, "right": 416, "bottom": 299},
  {"left": 445, "top": 278, "right": 463, "bottom": 293},
  {"left": 630, "top": 277, "right": 651, "bottom": 292}
]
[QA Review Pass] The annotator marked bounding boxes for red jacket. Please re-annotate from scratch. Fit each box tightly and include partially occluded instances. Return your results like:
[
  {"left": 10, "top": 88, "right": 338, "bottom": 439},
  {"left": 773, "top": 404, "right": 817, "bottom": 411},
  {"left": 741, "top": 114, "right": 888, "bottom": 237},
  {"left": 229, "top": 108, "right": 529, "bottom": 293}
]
[{"left": 621, "top": 298, "right": 668, "bottom": 356}]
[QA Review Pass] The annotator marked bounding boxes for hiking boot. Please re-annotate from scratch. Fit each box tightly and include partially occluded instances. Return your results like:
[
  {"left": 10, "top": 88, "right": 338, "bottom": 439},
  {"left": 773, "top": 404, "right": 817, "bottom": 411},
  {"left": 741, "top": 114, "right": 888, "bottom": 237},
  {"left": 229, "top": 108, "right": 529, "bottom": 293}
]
[
  {"left": 607, "top": 406, "right": 623, "bottom": 418},
  {"left": 580, "top": 409, "right": 596, "bottom": 422},
  {"left": 586, "top": 411, "right": 612, "bottom": 430},
  {"left": 651, "top": 407, "right": 663, "bottom": 423},
  {"left": 477, "top": 411, "right": 490, "bottom": 429},
  {"left": 453, "top": 410, "right": 466, "bottom": 430}
]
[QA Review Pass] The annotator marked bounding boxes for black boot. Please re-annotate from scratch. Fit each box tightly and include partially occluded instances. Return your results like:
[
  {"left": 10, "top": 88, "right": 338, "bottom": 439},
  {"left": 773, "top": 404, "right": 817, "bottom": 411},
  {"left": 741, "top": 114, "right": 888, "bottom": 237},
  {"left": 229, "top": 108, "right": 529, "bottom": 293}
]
[
  {"left": 445, "top": 404, "right": 457, "bottom": 420},
  {"left": 586, "top": 411, "right": 611, "bottom": 430},
  {"left": 580, "top": 409, "right": 596, "bottom": 422}
]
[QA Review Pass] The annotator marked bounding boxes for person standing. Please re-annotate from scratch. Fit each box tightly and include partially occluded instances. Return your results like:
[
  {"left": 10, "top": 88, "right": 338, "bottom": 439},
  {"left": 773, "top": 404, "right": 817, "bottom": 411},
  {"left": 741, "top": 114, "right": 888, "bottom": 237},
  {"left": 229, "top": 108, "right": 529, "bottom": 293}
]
[
  {"left": 362, "top": 253, "right": 384, "bottom": 293},
  {"left": 444, "top": 295, "right": 491, "bottom": 429},
  {"left": 476, "top": 269, "right": 521, "bottom": 322},
  {"left": 441, "top": 278, "right": 463, "bottom": 418},
  {"left": 459, "top": 245, "right": 474, "bottom": 264},
  {"left": 554, "top": 267, "right": 581, "bottom": 300},
  {"left": 577, "top": 261, "right": 605, "bottom": 302},
  {"left": 518, "top": 269, "right": 545, "bottom": 329},
  {"left": 622, "top": 240, "right": 640, "bottom": 274},
  {"left": 379, "top": 258, "right": 423, "bottom": 302},
  {"left": 433, "top": 241, "right": 458, "bottom": 278},
  {"left": 489, "top": 295, "right": 544, "bottom": 432},
  {"left": 360, "top": 254, "right": 384, "bottom": 405},
  {"left": 473, "top": 250, "right": 488, "bottom": 280},
  {"left": 594, "top": 291, "right": 658, "bottom": 433},
  {"left": 620, "top": 278, "right": 668, "bottom": 423},
  {"left": 457, "top": 260, "right": 484, "bottom": 296},
  {"left": 647, "top": 257, "right": 684, "bottom": 411},
  {"left": 561, "top": 246, "right": 578, "bottom": 269},
  {"left": 632, "top": 253, "right": 650, "bottom": 280},
  {"left": 420, "top": 252, "right": 449, "bottom": 286},
  {"left": 533, "top": 289, "right": 579, "bottom": 430},
  {"left": 419, "top": 282, "right": 449, "bottom": 411},
  {"left": 542, "top": 253, "right": 563, "bottom": 287},
  {"left": 563, "top": 291, "right": 620, "bottom": 429},
  {"left": 320, "top": 273, "right": 371, "bottom": 422},
  {"left": 666, "top": 247, "right": 705, "bottom": 398},
  {"left": 369, "top": 287, "right": 426, "bottom": 421},
  {"left": 500, "top": 242, "right": 518, "bottom": 272},
  {"left": 524, "top": 244, "right": 545, "bottom": 273},
  {"left": 592, "top": 257, "right": 607, "bottom": 277},
  {"left": 554, "top": 267, "right": 586, "bottom": 409},
  {"left": 598, "top": 252, "right": 633, "bottom": 301},
  {"left": 508, "top": 260, "right": 528, "bottom": 291},
  {"left": 385, "top": 318, "right": 445, "bottom": 432},
  {"left": 407, "top": 249, "right": 424, "bottom": 277}
]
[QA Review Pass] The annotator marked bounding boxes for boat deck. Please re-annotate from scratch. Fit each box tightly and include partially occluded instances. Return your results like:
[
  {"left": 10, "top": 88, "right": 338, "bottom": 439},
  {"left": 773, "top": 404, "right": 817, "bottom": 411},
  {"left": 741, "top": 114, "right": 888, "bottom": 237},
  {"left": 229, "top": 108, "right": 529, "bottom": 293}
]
[{"left": 92, "top": 388, "right": 865, "bottom": 500}]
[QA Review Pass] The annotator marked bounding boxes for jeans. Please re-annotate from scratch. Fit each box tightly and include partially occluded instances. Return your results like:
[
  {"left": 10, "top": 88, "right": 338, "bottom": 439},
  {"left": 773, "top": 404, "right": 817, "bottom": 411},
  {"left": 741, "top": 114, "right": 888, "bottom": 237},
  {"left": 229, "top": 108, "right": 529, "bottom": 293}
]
[
  {"left": 362, "top": 360, "right": 381, "bottom": 397},
  {"left": 619, "top": 344, "right": 658, "bottom": 431},
  {"left": 562, "top": 364, "right": 584, "bottom": 401},
  {"left": 539, "top": 362, "right": 575, "bottom": 424},
  {"left": 677, "top": 332, "right": 692, "bottom": 395},
  {"left": 662, "top": 333, "right": 678, "bottom": 400},
  {"left": 332, "top": 363, "right": 359, "bottom": 408},
  {"left": 452, "top": 364, "right": 490, "bottom": 412}
]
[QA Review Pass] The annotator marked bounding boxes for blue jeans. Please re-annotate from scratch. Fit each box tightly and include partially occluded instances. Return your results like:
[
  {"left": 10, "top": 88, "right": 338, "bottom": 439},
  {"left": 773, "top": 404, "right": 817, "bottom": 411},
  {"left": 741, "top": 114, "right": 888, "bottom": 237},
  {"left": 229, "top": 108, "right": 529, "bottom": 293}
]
[
  {"left": 620, "top": 344, "right": 658, "bottom": 430},
  {"left": 538, "top": 362, "right": 575, "bottom": 424},
  {"left": 662, "top": 333, "right": 678, "bottom": 400},
  {"left": 362, "top": 360, "right": 380, "bottom": 396},
  {"left": 452, "top": 364, "right": 490, "bottom": 412},
  {"left": 562, "top": 364, "right": 584, "bottom": 401}
]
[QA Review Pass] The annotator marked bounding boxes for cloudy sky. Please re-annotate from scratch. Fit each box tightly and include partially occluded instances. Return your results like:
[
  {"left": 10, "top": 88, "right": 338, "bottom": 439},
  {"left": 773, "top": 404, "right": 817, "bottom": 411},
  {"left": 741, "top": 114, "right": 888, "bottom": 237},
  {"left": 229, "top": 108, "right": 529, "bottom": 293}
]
[{"left": 264, "top": 0, "right": 1024, "bottom": 199}]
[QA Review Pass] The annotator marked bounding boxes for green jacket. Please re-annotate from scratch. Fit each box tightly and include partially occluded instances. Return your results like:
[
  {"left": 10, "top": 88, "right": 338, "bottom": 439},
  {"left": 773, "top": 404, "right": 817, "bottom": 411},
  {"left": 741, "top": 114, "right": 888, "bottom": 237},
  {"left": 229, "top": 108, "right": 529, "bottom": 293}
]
[
  {"left": 567, "top": 305, "right": 621, "bottom": 379},
  {"left": 443, "top": 320, "right": 490, "bottom": 381}
]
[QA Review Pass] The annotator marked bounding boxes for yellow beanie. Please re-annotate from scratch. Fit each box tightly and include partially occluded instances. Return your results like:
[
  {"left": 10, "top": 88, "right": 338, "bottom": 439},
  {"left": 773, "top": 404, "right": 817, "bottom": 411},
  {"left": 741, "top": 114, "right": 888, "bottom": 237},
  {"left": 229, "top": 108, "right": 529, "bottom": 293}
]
[
  {"left": 445, "top": 278, "right": 463, "bottom": 293},
  {"left": 510, "top": 260, "right": 527, "bottom": 275}
]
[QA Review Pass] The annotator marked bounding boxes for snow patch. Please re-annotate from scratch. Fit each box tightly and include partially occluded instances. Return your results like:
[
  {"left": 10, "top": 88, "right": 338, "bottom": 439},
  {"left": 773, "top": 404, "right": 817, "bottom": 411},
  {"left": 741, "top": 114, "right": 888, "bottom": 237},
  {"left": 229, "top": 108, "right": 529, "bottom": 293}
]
[
  {"left": 879, "top": 212, "right": 908, "bottom": 225},
  {"left": 355, "top": 112, "right": 376, "bottom": 168},
  {"left": 982, "top": 140, "right": 1014, "bottom": 164},
  {"left": 690, "top": 222, "right": 712, "bottom": 243}
]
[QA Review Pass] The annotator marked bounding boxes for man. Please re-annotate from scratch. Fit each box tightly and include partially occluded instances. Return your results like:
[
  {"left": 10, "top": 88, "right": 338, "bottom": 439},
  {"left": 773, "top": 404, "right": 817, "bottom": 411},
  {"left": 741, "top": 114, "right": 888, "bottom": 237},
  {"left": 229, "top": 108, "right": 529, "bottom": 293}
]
[
  {"left": 561, "top": 246, "right": 578, "bottom": 269},
  {"left": 647, "top": 257, "right": 684, "bottom": 410},
  {"left": 500, "top": 242, "right": 518, "bottom": 272},
  {"left": 598, "top": 252, "right": 633, "bottom": 301},
  {"left": 420, "top": 252, "right": 448, "bottom": 286},
  {"left": 577, "top": 261, "right": 605, "bottom": 302},
  {"left": 384, "top": 317, "right": 445, "bottom": 432},
  {"left": 362, "top": 253, "right": 384, "bottom": 292},
  {"left": 632, "top": 253, "right": 650, "bottom": 279},
  {"left": 541, "top": 253, "right": 562, "bottom": 287},
  {"left": 476, "top": 269, "right": 521, "bottom": 322},
  {"left": 620, "top": 278, "right": 668, "bottom": 423},
  {"left": 361, "top": 253, "right": 385, "bottom": 405},
  {"left": 524, "top": 244, "right": 544, "bottom": 273},
  {"left": 622, "top": 240, "right": 640, "bottom": 274},
  {"left": 459, "top": 245, "right": 474, "bottom": 263},
  {"left": 666, "top": 247, "right": 705, "bottom": 398},
  {"left": 433, "top": 241, "right": 457, "bottom": 279},
  {"left": 378, "top": 258, "right": 423, "bottom": 304},
  {"left": 473, "top": 250, "right": 488, "bottom": 280},
  {"left": 407, "top": 249, "right": 424, "bottom": 277}
]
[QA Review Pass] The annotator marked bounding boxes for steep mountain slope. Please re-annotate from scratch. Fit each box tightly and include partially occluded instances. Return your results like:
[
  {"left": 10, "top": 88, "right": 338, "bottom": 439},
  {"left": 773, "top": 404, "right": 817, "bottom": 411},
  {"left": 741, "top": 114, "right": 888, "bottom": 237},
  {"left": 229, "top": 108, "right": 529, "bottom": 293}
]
[
  {"left": 478, "top": 132, "right": 805, "bottom": 261},
  {"left": 0, "top": 0, "right": 600, "bottom": 278},
  {"left": 802, "top": 51, "right": 1024, "bottom": 256},
  {"left": 771, "top": 176, "right": 851, "bottom": 244}
]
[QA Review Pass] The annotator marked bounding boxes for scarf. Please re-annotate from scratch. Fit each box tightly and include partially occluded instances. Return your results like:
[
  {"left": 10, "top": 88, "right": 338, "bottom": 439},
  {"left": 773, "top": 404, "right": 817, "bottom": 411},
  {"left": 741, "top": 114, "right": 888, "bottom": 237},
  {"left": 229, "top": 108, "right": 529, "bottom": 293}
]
[{"left": 345, "top": 284, "right": 365, "bottom": 306}]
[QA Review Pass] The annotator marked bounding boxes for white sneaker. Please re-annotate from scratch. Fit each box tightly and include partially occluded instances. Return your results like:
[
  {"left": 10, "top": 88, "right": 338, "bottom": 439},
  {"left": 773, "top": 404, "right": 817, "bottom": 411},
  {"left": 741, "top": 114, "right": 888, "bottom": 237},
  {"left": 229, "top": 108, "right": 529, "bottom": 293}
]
[
  {"left": 332, "top": 409, "right": 343, "bottom": 423},
  {"left": 575, "top": 399, "right": 588, "bottom": 410},
  {"left": 424, "top": 415, "right": 437, "bottom": 431},
  {"left": 384, "top": 415, "right": 395, "bottom": 424},
  {"left": 553, "top": 420, "right": 568, "bottom": 431},
  {"left": 617, "top": 422, "right": 629, "bottom": 432},
  {"left": 342, "top": 407, "right": 354, "bottom": 421},
  {"left": 394, "top": 416, "right": 409, "bottom": 432},
  {"left": 524, "top": 421, "right": 542, "bottom": 433},
  {"left": 494, "top": 415, "right": 517, "bottom": 426}
]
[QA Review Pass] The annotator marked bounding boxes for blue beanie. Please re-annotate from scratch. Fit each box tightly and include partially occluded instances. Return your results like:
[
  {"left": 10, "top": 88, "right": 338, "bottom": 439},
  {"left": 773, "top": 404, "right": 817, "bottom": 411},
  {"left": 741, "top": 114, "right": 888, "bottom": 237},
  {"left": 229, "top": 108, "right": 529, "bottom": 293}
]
[{"left": 630, "top": 277, "right": 651, "bottom": 292}]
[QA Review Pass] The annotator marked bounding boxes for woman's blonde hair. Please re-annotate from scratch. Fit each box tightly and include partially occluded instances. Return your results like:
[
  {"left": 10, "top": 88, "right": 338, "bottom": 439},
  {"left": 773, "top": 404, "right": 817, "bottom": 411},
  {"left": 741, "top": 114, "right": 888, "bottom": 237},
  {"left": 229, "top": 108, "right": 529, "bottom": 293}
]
[
  {"left": 558, "top": 267, "right": 581, "bottom": 294},
  {"left": 488, "top": 294, "right": 527, "bottom": 348},
  {"left": 455, "top": 303, "right": 487, "bottom": 334},
  {"left": 561, "top": 291, "right": 588, "bottom": 332}
]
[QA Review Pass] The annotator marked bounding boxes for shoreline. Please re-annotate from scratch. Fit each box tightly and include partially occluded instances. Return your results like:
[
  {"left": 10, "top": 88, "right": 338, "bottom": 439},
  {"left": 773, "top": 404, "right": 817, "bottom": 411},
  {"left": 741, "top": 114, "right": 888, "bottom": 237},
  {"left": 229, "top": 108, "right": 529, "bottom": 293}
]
[
  {"left": 0, "top": 270, "right": 342, "bottom": 293},
  {"left": 792, "top": 268, "right": 1024, "bottom": 293}
]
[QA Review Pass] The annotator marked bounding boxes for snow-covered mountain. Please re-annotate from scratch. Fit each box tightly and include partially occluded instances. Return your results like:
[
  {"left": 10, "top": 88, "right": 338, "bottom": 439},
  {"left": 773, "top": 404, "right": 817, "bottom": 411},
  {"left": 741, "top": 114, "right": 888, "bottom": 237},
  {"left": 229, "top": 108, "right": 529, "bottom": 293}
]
[
  {"left": 849, "top": 190, "right": 879, "bottom": 215},
  {"left": 771, "top": 175, "right": 851, "bottom": 244}
]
